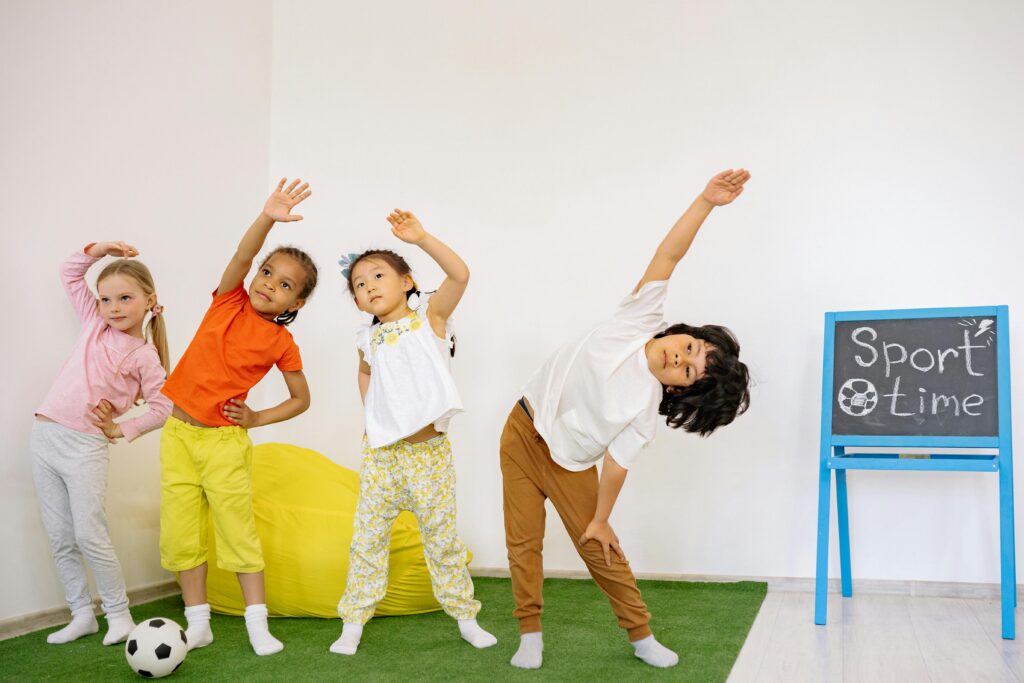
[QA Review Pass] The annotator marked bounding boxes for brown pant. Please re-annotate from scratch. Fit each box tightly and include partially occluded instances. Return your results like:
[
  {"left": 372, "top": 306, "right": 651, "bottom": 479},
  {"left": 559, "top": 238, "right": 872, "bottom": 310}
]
[{"left": 499, "top": 402, "right": 652, "bottom": 641}]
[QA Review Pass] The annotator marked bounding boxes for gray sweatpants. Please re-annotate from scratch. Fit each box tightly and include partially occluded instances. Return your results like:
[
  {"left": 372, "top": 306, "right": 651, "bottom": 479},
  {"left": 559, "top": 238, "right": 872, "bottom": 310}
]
[{"left": 31, "top": 420, "right": 129, "bottom": 616}]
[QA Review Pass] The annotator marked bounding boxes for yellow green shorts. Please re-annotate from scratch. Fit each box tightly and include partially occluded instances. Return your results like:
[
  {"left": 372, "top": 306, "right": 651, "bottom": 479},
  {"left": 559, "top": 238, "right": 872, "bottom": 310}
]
[{"left": 159, "top": 416, "right": 264, "bottom": 573}]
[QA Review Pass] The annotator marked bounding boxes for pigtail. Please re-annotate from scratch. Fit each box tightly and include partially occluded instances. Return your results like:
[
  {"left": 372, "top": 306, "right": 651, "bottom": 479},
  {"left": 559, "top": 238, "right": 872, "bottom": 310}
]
[
  {"left": 275, "top": 309, "right": 299, "bottom": 326},
  {"left": 147, "top": 307, "right": 170, "bottom": 374}
]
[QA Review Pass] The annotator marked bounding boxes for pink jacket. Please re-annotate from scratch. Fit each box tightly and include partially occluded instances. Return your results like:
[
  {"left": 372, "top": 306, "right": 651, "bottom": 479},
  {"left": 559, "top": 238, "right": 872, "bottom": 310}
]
[{"left": 35, "top": 251, "right": 172, "bottom": 441}]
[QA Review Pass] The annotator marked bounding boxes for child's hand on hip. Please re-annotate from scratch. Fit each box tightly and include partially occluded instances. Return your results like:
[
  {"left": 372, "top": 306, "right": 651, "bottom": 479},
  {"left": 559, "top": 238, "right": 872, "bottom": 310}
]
[
  {"left": 224, "top": 399, "right": 260, "bottom": 428},
  {"left": 90, "top": 399, "right": 122, "bottom": 442},
  {"left": 579, "top": 519, "right": 626, "bottom": 567}
]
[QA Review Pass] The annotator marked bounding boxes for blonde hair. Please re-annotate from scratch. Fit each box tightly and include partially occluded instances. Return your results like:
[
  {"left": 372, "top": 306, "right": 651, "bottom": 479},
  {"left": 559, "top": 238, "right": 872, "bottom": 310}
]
[{"left": 97, "top": 259, "right": 170, "bottom": 374}]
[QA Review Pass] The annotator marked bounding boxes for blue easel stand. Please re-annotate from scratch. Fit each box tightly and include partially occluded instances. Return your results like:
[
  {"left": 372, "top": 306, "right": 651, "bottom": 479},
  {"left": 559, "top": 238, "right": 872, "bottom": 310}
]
[{"left": 814, "top": 307, "right": 1016, "bottom": 639}]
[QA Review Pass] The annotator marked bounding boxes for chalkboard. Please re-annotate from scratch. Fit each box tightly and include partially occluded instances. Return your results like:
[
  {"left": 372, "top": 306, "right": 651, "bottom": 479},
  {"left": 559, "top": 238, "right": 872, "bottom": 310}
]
[{"left": 831, "top": 316, "right": 999, "bottom": 437}]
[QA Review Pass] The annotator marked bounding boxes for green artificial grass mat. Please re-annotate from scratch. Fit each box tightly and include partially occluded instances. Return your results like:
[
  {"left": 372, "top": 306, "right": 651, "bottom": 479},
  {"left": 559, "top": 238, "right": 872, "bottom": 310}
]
[{"left": 1, "top": 577, "right": 765, "bottom": 681}]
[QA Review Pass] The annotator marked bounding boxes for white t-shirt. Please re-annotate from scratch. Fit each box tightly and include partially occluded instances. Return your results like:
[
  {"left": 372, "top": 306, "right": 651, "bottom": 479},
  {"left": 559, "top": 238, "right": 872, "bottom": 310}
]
[
  {"left": 523, "top": 280, "right": 668, "bottom": 471},
  {"left": 358, "top": 295, "right": 462, "bottom": 448}
]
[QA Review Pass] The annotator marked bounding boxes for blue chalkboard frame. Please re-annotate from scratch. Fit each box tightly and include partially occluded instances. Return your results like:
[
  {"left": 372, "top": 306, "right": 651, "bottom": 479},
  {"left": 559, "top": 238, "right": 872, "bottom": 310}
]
[{"left": 814, "top": 305, "right": 1016, "bottom": 638}]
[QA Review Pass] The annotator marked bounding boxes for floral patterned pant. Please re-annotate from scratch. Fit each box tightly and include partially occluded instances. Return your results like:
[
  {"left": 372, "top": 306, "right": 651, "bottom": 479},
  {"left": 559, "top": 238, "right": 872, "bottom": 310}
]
[{"left": 338, "top": 434, "right": 481, "bottom": 624}]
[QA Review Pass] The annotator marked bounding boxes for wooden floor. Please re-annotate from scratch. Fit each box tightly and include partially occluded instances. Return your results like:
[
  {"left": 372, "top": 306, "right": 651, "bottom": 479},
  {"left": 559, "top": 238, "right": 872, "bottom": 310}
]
[{"left": 729, "top": 592, "right": 1023, "bottom": 682}]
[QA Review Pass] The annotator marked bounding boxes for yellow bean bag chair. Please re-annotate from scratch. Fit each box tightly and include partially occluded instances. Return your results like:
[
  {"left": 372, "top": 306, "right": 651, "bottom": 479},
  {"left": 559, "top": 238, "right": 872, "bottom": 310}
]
[{"left": 203, "top": 442, "right": 449, "bottom": 618}]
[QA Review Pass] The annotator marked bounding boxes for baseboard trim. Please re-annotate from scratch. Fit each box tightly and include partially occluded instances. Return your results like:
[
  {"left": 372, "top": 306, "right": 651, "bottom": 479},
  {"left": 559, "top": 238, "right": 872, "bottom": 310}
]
[
  {"left": 0, "top": 579, "right": 180, "bottom": 641},
  {"left": 470, "top": 566, "right": 1024, "bottom": 600}
]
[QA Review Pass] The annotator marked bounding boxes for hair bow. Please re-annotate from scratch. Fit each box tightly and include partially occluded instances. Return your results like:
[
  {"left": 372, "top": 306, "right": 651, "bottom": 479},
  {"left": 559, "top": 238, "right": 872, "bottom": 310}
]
[{"left": 338, "top": 252, "right": 361, "bottom": 280}]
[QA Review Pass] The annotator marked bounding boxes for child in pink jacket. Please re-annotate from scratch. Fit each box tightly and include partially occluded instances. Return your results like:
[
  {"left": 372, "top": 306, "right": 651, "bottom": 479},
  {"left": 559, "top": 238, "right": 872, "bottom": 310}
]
[{"left": 33, "top": 241, "right": 171, "bottom": 646}]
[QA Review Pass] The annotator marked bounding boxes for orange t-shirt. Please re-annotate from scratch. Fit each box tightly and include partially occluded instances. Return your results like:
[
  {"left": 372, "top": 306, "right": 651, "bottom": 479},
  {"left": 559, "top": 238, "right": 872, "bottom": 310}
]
[{"left": 162, "top": 285, "right": 303, "bottom": 426}]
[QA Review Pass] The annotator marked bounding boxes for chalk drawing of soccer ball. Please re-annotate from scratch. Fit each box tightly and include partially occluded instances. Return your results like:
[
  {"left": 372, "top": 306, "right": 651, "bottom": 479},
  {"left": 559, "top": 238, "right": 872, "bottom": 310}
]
[
  {"left": 124, "top": 618, "right": 188, "bottom": 678},
  {"left": 837, "top": 379, "right": 878, "bottom": 417}
]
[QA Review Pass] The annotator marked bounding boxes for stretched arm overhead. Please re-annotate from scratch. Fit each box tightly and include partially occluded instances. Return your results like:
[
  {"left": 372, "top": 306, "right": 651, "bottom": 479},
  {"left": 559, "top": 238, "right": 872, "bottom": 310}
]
[
  {"left": 634, "top": 169, "right": 750, "bottom": 293},
  {"left": 217, "top": 178, "right": 312, "bottom": 296},
  {"left": 387, "top": 209, "right": 469, "bottom": 338}
]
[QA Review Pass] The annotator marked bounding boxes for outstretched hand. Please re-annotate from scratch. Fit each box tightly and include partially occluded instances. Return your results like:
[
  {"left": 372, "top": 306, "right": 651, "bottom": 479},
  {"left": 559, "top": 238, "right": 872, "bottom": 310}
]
[
  {"left": 702, "top": 169, "right": 750, "bottom": 206},
  {"left": 263, "top": 178, "right": 312, "bottom": 222},
  {"left": 579, "top": 519, "right": 626, "bottom": 567},
  {"left": 387, "top": 209, "right": 427, "bottom": 245}
]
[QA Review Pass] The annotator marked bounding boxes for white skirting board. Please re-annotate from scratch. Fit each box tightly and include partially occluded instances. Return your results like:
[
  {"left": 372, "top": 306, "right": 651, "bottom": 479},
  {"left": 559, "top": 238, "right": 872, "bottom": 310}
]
[{"left": 0, "top": 580, "right": 180, "bottom": 641}]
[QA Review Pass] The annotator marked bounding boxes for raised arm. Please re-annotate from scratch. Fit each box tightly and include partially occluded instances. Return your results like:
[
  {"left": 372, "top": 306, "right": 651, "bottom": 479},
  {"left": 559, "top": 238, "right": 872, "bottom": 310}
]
[
  {"left": 217, "top": 178, "right": 311, "bottom": 296},
  {"left": 634, "top": 169, "right": 750, "bottom": 293},
  {"left": 387, "top": 209, "right": 469, "bottom": 337}
]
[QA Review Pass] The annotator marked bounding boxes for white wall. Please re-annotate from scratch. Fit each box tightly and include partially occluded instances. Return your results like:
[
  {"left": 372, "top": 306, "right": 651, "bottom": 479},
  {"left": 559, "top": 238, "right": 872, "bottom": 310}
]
[
  {"left": 0, "top": 1, "right": 272, "bottom": 621},
  {"left": 264, "top": 0, "right": 1024, "bottom": 583},
  {"left": 3, "top": 0, "right": 1022, "bottom": 625}
]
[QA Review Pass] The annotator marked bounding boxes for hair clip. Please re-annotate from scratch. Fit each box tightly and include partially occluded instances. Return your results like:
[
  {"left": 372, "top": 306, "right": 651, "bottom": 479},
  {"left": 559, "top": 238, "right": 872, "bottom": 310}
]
[{"left": 338, "top": 252, "right": 361, "bottom": 280}]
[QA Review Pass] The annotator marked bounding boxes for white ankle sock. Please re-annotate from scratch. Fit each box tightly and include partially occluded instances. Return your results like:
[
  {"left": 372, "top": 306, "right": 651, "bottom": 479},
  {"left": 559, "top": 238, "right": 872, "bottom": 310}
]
[
  {"left": 183, "top": 603, "right": 213, "bottom": 651},
  {"left": 511, "top": 632, "right": 543, "bottom": 669},
  {"left": 47, "top": 607, "right": 98, "bottom": 644},
  {"left": 244, "top": 604, "right": 283, "bottom": 656},
  {"left": 631, "top": 635, "right": 679, "bottom": 668},
  {"left": 102, "top": 610, "right": 135, "bottom": 646},
  {"left": 458, "top": 618, "right": 497, "bottom": 648},
  {"left": 329, "top": 622, "right": 363, "bottom": 655}
]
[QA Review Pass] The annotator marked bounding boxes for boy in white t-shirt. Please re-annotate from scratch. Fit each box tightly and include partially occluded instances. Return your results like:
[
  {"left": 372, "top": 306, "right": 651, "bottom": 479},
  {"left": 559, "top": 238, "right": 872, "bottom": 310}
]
[{"left": 502, "top": 169, "right": 752, "bottom": 670}]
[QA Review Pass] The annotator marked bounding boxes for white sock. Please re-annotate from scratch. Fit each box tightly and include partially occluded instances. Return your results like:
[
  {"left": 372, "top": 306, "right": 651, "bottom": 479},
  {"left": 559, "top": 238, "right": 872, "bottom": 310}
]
[
  {"left": 47, "top": 606, "right": 98, "bottom": 644},
  {"left": 244, "top": 604, "right": 283, "bottom": 656},
  {"left": 329, "top": 622, "right": 363, "bottom": 655},
  {"left": 102, "top": 609, "right": 135, "bottom": 646},
  {"left": 511, "top": 632, "right": 543, "bottom": 669},
  {"left": 458, "top": 618, "right": 497, "bottom": 649},
  {"left": 631, "top": 635, "right": 679, "bottom": 668},
  {"left": 183, "top": 603, "right": 213, "bottom": 651}
]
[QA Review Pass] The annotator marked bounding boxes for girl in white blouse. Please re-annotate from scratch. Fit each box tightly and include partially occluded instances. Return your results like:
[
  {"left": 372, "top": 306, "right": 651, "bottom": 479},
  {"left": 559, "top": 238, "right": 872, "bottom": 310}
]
[{"left": 331, "top": 210, "right": 496, "bottom": 656}]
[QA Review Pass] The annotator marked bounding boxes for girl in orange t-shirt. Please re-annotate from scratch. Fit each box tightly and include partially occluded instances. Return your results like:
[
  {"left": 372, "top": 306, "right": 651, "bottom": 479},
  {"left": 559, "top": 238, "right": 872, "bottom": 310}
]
[{"left": 159, "top": 178, "right": 318, "bottom": 656}]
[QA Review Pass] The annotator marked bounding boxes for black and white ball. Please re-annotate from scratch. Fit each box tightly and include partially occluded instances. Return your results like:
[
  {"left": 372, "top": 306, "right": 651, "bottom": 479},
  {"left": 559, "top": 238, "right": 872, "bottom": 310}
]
[
  {"left": 124, "top": 618, "right": 188, "bottom": 678},
  {"left": 838, "top": 378, "right": 878, "bottom": 417}
]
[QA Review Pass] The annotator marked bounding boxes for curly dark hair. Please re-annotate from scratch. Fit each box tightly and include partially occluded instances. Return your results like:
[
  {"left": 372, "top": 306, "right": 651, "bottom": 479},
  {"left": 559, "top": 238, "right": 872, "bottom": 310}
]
[
  {"left": 655, "top": 323, "right": 750, "bottom": 436},
  {"left": 260, "top": 246, "right": 319, "bottom": 326}
]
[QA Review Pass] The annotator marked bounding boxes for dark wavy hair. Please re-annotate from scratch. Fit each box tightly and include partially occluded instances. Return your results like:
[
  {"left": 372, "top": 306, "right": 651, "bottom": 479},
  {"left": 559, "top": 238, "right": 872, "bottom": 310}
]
[
  {"left": 260, "top": 246, "right": 319, "bottom": 326},
  {"left": 656, "top": 322, "right": 750, "bottom": 436}
]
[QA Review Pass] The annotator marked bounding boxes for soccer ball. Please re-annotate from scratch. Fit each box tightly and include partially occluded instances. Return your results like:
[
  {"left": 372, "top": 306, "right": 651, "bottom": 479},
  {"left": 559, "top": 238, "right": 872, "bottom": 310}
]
[
  {"left": 837, "top": 378, "right": 878, "bottom": 417},
  {"left": 124, "top": 618, "right": 188, "bottom": 678}
]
